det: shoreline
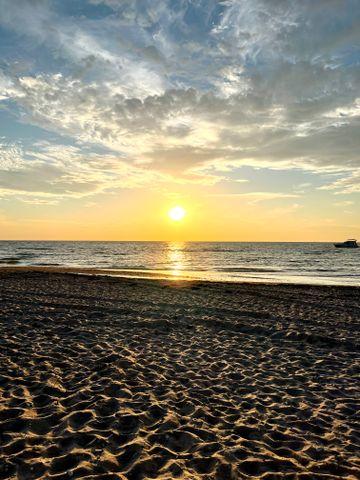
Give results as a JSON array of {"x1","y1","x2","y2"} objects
[
  {"x1": 0, "y1": 270, "x2": 359, "y2": 478},
  {"x1": 1, "y1": 265, "x2": 359, "y2": 288}
]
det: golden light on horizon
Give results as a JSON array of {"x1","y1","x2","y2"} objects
[{"x1": 168, "y1": 206, "x2": 186, "y2": 222}]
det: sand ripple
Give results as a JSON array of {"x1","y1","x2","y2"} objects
[{"x1": 0, "y1": 271, "x2": 359, "y2": 479}]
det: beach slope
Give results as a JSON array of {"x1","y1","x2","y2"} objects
[{"x1": 0, "y1": 269, "x2": 359, "y2": 479}]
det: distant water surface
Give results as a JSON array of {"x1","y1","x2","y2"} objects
[{"x1": 0, "y1": 241, "x2": 359, "y2": 286}]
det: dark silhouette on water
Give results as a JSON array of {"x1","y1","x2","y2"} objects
[{"x1": 334, "y1": 239, "x2": 359, "y2": 248}]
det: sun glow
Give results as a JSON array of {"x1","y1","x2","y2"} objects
[{"x1": 168, "y1": 206, "x2": 186, "y2": 221}]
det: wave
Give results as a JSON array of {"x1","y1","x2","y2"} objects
[
  {"x1": 217, "y1": 266, "x2": 280, "y2": 273},
  {"x1": 312, "y1": 268, "x2": 336, "y2": 272},
  {"x1": 324, "y1": 273, "x2": 360, "y2": 278},
  {"x1": 18, "y1": 246, "x2": 52, "y2": 251},
  {"x1": 0, "y1": 241, "x2": 359, "y2": 286},
  {"x1": 183, "y1": 248, "x2": 237, "y2": 253},
  {"x1": 0, "y1": 257, "x2": 22, "y2": 264},
  {"x1": 106, "y1": 265, "x2": 154, "y2": 271},
  {"x1": 304, "y1": 251, "x2": 330, "y2": 255},
  {"x1": 33, "y1": 263, "x2": 61, "y2": 266}
]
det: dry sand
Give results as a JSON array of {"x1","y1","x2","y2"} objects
[{"x1": 0, "y1": 268, "x2": 359, "y2": 479}]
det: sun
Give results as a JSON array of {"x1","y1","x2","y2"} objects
[{"x1": 168, "y1": 206, "x2": 186, "y2": 221}]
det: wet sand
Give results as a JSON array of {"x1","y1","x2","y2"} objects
[{"x1": 0, "y1": 268, "x2": 359, "y2": 479}]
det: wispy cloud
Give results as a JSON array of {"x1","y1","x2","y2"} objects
[
  {"x1": 320, "y1": 172, "x2": 360, "y2": 194},
  {"x1": 0, "y1": 0, "x2": 359, "y2": 205},
  {"x1": 209, "y1": 192, "x2": 300, "y2": 204}
]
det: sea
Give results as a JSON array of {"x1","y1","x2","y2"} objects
[{"x1": 0, "y1": 241, "x2": 359, "y2": 286}]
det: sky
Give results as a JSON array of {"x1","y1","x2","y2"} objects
[{"x1": 0, "y1": 0, "x2": 359, "y2": 241}]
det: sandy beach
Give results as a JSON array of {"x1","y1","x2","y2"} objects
[{"x1": 0, "y1": 268, "x2": 359, "y2": 479}]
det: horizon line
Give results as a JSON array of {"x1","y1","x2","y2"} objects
[{"x1": 0, "y1": 239, "x2": 347, "y2": 243}]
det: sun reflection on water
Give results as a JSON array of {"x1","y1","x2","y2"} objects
[{"x1": 167, "y1": 241, "x2": 186, "y2": 276}]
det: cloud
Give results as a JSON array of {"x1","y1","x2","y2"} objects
[
  {"x1": 320, "y1": 171, "x2": 360, "y2": 194},
  {"x1": 2, "y1": 70, "x2": 359, "y2": 177},
  {"x1": 333, "y1": 200, "x2": 355, "y2": 207},
  {"x1": 0, "y1": 0, "x2": 166, "y2": 98},
  {"x1": 0, "y1": 139, "x2": 222, "y2": 204},
  {"x1": 209, "y1": 191, "x2": 300, "y2": 204},
  {"x1": 0, "y1": 141, "x2": 172, "y2": 202},
  {"x1": 0, "y1": 142, "x2": 27, "y2": 170},
  {"x1": 0, "y1": 0, "x2": 359, "y2": 201}
]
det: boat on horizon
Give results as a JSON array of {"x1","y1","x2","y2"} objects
[{"x1": 334, "y1": 239, "x2": 359, "y2": 248}]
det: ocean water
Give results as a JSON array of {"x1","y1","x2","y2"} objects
[{"x1": 0, "y1": 241, "x2": 359, "y2": 286}]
